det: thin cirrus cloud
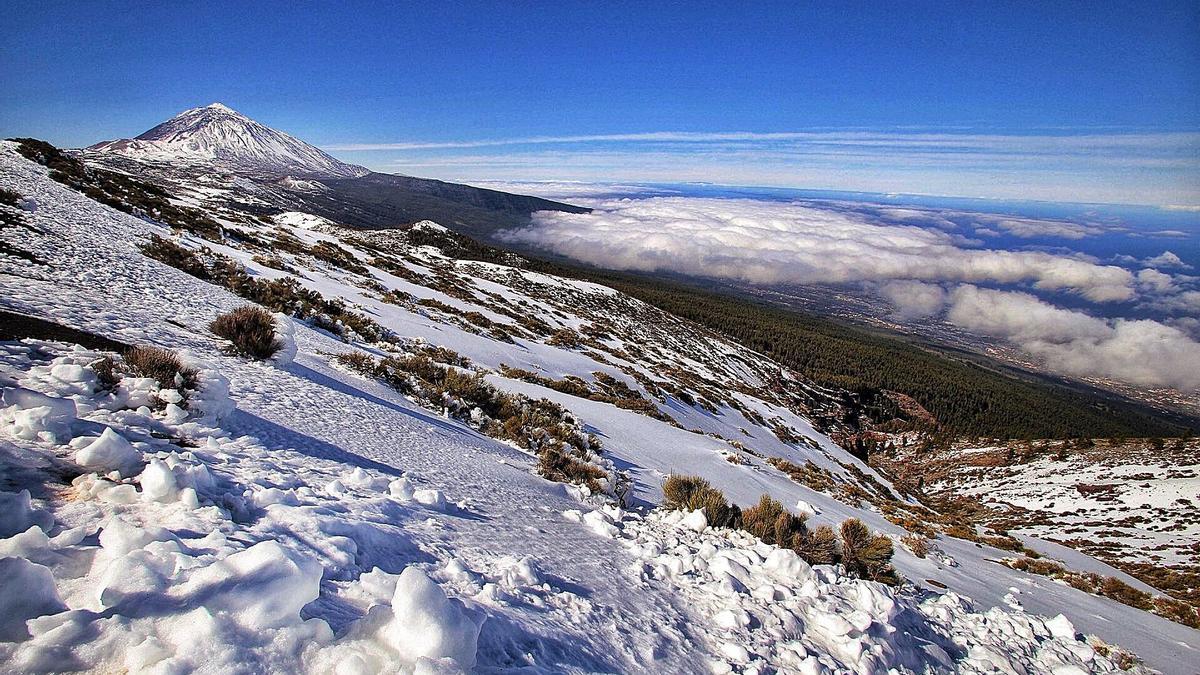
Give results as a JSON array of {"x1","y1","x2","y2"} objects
[
  {"x1": 499, "y1": 196, "x2": 1200, "y2": 390},
  {"x1": 326, "y1": 129, "x2": 1200, "y2": 205}
]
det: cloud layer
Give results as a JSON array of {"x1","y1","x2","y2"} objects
[
  {"x1": 501, "y1": 196, "x2": 1200, "y2": 390},
  {"x1": 504, "y1": 197, "x2": 1137, "y2": 301},
  {"x1": 946, "y1": 286, "x2": 1200, "y2": 391}
]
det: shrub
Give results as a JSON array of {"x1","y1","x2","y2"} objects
[
  {"x1": 210, "y1": 306, "x2": 282, "y2": 359},
  {"x1": 901, "y1": 533, "x2": 931, "y2": 558},
  {"x1": 661, "y1": 475, "x2": 740, "y2": 528},
  {"x1": 742, "y1": 494, "x2": 807, "y2": 548},
  {"x1": 335, "y1": 350, "x2": 377, "y2": 373},
  {"x1": 250, "y1": 253, "x2": 297, "y2": 274},
  {"x1": 547, "y1": 328, "x2": 582, "y2": 348},
  {"x1": 539, "y1": 447, "x2": 606, "y2": 493},
  {"x1": 840, "y1": 518, "x2": 898, "y2": 584},
  {"x1": 140, "y1": 235, "x2": 211, "y2": 279},
  {"x1": 339, "y1": 349, "x2": 608, "y2": 493},
  {"x1": 124, "y1": 345, "x2": 196, "y2": 392},
  {"x1": 663, "y1": 475, "x2": 709, "y2": 508},
  {"x1": 1099, "y1": 577, "x2": 1153, "y2": 611},
  {"x1": 797, "y1": 524, "x2": 839, "y2": 565},
  {"x1": 90, "y1": 356, "x2": 120, "y2": 391},
  {"x1": 0, "y1": 188, "x2": 22, "y2": 208},
  {"x1": 1153, "y1": 597, "x2": 1200, "y2": 629}
]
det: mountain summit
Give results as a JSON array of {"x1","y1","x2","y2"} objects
[{"x1": 87, "y1": 103, "x2": 368, "y2": 178}]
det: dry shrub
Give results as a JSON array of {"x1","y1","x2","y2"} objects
[
  {"x1": 1152, "y1": 597, "x2": 1200, "y2": 629},
  {"x1": 841, "y1": 518, "x2": 898, "y2": 584},
  {"x1": 210, "y1": 305, "x2": 281, "y2": 359},
  {"x1": 1099, "y1": 577, "x2": 1153, "y2": 611},
  {"x1": 335, "y1": 351, "x2": 377, "y2": 373},
  {"x1": 901, "y1": 533, "x2": 931, "y2": 558},
  {"x1": 1006, "y1": 556, "x2": 1066, "y2": 577},
  {"x1": 797, "y1": 524, "x2": 839, "y2": 565},
  {"x1": 124, "y1": 345, "x2": 196, "y2": 391},
  {"x1": 547, "y1": 328, "x2": 582, "y2": 348},
  {"x1": 140, "y1": 235, "x2": 210, "y2": 279},
  {"x1": 742, "y1": 494, "x2": 808, "y2": 548},
  {"x1": 539, "y1": 448, "x2": 605, "y2": 493},
  {"x1": 661, "y1": 475, "x2": 740, "y2": 528},
  {"x1": 90, "y1": 356, "x2": 120, "y2": 391}
]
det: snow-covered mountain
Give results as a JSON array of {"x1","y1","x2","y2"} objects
[
  {"x1": 86, "y1": 103, "x2": 369, "y2": 178},
  {"x1": 79, "y1": 104, "x2": 587, "y2": 237}
]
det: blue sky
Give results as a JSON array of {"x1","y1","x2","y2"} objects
[{"x1": 2, "y1": 1, "x2": 1198, "y2": 205}]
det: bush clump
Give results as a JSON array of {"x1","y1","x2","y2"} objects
[
  {"x1": 336, "y1": 350, "x2": 611, "y2": 494},
  {"x1": 141, "y1": 235, "x2": 211, "y2": 279},
  {"x1": 662, "y1": 475, "x2": 741, "y2": 528},
  {"x1": 662, "y1": 475, "x2": 897, "y2": 583},
  {"x1": 124, "y1": 345, "x2": 196, "y2": 391},
  {"x1": 210, "y1": 306, "x2": 282, "y2": 359},
  {"x1": 840, "y1": 518, "x2": 899, "y2": 584},
  {"x1": 539, "y1": 447, "x2": 607, "y2": 494},
  {"x1": 742, "y1": 494, "x2": 808, "y2": 549}
]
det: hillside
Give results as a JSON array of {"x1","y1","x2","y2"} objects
[{"x1": 3, "y1": 139, "x2": 1200, "y2": 672}]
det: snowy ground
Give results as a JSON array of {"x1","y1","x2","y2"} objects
[
  {"x1": 877, "y1": 438, "x2": 1200, "y2": 574},
  {"x1": 2, "y1": 142, "x2": 1199, "y2": 673}
]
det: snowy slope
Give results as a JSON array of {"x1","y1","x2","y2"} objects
[
  {"x1": 2, "y1": 143, "x2": 1199, "y2": 673},
  {"x1": 86, "y1": 103, "x2": 368, "y2": 178}
]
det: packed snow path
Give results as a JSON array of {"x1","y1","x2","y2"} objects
[{"x1": 1, "y1": 142, "x2": 1198, "y2": 673}]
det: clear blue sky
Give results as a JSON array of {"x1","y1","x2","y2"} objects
[{"x1": 2, "y1": 1, "x2": 1198, "y2": 205}]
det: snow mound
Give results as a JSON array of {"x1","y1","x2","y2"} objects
[
  {"x1": 0, "y1": 558, "x2": 66, "y2": 641},
  {"x1": 271, "y1": 313, "x2": 298, "y2": 366},
  {"x1": 0, "y1": 489, "x2": 54, "y2": 538},
  {"x1": 183, "y1": 541, "x2": 322, "y2": 629},
  {"x1": 75, "y1": 428, "x2": 143, "y2": 476},
  {"x1": 1, "y1": 387, "x2": 76, "y2": 442},
  {"x1": 380, "y1": 566, "x2": 485, "y2": 669}
]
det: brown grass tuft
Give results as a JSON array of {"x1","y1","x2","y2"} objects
[{"x1": 210, "y1": 306, "x2": 281, "y2": 359}]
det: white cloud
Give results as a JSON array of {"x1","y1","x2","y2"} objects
[
  {"x1": 502, "y1": 197, "x2": 1138, "y2": 302},
  {"x1": 1136, "y1": 268, "x2": 1176, "y2": 293},
  {"x1": 879, "y1": 281, "x2": 947, "y2": 319},
  {"x1": 1144, "y1": 290, "x2": 1200, "y2": 317},
  {"x1": 945, "y1": 286, "x2": 1200, "y2": 391},
  {"x1": 1143, "y1": 251, "x2": 1191, "y2": 269},
  {"x1": 982, "y1": 216, "x2": 1103, "y2": 240}
]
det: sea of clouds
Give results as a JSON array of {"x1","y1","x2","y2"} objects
[{"x1": 500, "y1": 195, "x2": 1200, "y2": 391}]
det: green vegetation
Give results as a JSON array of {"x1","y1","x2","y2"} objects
[{"x1": 579, "y1": 277, "x2": 1189, "y2": 439}]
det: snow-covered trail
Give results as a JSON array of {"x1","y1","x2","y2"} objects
[
  {"x1": 0, "y1": 144, "x2": 716, "y2": 672},
  {"x1": 224, "y1": 334, "x2": 712, "y2": 672}
]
